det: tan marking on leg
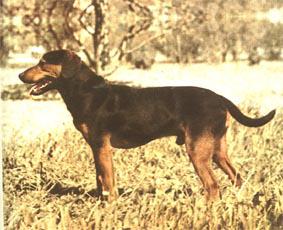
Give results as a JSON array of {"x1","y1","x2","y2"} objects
[
  {"x1": 92, "y1": 133, "x2": 118, "y2": 202},
  {"x1": 213, "y1": 134, "x2": 242, "y2": 187},
  {"x1": 73, "y1": 121, "x2": 90, "y2": 141},
  {"x1": 185, "y1": 131, "x2": 220, "y2": 201}
]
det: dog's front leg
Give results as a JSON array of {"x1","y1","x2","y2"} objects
[{"x1": 91, "y1": 133, "x2": 118, "y2": 202}]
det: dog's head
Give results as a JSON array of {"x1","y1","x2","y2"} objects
[{"x1": 19, "y1": 49, "x2": 83, "y2": 95}]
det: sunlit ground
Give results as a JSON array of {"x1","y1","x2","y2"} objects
[{"x1": 256, "y1": 7, "x2": 283, "y2": 24}]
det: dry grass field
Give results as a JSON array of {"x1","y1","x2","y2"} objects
[{"x1": 2, "y1": 62, "x2": 283, "y2": 229}]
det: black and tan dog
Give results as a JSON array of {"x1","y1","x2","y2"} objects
[{"x1": 19, "y1": 50, "x2": 275, "y2": 202}]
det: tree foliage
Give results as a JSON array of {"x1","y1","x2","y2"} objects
[{"x1": 1, "y1": 0, "x2": 282, "y2": 69}]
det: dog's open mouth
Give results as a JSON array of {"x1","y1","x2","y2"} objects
[{"x1": 30, "y1": 78, "x2": 55, "y2": 96}]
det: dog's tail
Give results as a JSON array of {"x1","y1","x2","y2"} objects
[{"x1": 220, "y1": 96, "x2": 276, "y2": 127}]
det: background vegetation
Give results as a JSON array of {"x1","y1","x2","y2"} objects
[{"x1": 2, "y1": 0, "x2": 283, "y2": 71}]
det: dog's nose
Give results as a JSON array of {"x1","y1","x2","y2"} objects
[{"x1": 19, "y1": 72, "x2": 25, "y2": 81}]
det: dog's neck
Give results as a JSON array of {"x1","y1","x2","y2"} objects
[
  {"x1": 56, "y1": 63, "x2": 108, "y2": 120},
  {"x1": 58, "y1": 62, "x2": 106, "y2": 93},
  {"x1": 77, "y1": 62, "x2": 105, "y2": 84}
]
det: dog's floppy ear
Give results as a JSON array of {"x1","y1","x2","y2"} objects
[{"x1": 61, "y1": 51, "x2": 82, "y2": 79}]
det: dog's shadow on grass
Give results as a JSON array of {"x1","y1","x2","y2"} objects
[
  {"x1": 46, "y1": 182, "x2": 131, "y2": 198},
  {"x1": 47, "y1": 182, "x2": 85, "y2": 196},
  {"x1": 46, "y1": 182, "x2": 193, "y2": 200}
]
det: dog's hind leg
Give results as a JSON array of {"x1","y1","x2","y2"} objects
[
  {"x1": 213, "y1": 134, "x2": 242, "y2": 187},
  {"x1": 184, "y1": 129, "x2": 220, "y2": 201}
]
